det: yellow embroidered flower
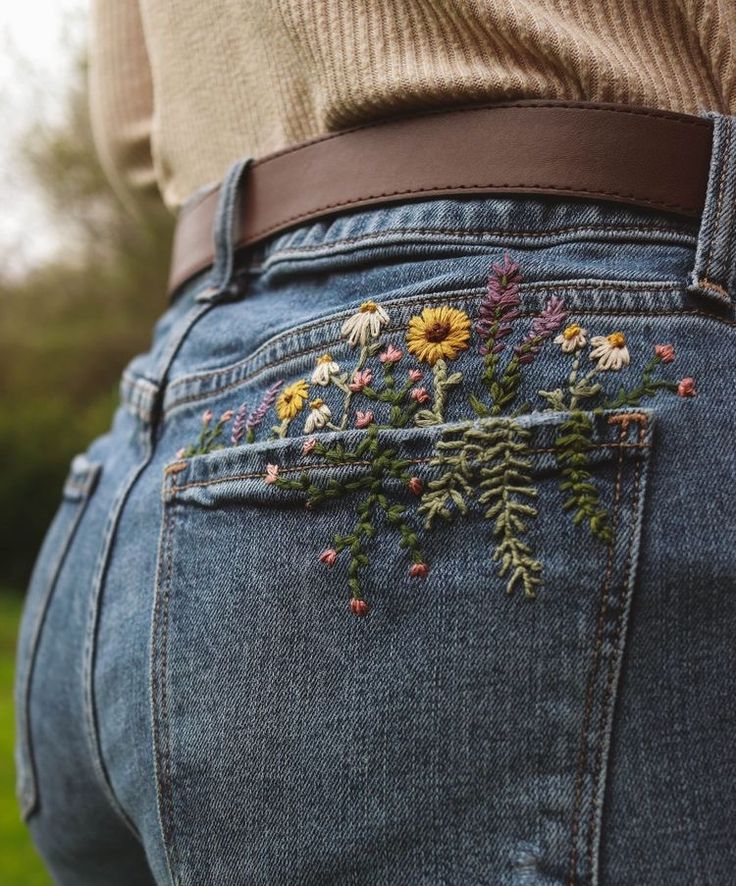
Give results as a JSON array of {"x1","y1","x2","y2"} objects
[
  {"x1": 311, "y1": 353, "x2": 340, "y2": 386},
  {"x1": 589, "y1": 331, "x2": 630, "y2": 371},
  {"x1": 341, "y1": 300, "x2": 390, "y2": 347},
  {"x1": 304, "y1": 398, "x2": 332, "y2": 433},
  {"x1": 554, "y1": 323, "x2": 588, "y2": 353},
  {"x1": 276, "y1": 379, "x2": 309, "y2": 419},
  {"x1": 406, "y1": 306, "x2": 471, "y2": 365}
]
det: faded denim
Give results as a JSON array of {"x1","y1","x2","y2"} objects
[{"x1": 13, "y1": 109, "x2": 736, "y2": 885}]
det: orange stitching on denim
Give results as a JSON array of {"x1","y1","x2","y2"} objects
[
  {"x1": 567, "y1": 420, "x2": 628, "y2": 886},
  {"x1": 161, "y1": 300, "x2": 710, "y2": 417},
  {"x1": 584, "y1": 425, "x2": 645, "y2": 879},
  {"x1": 695, "y1": 277, "x2": 730, "y2": 300},
  {"x1": 169, "y1": 440, "x2": 650, "y2": 494}
]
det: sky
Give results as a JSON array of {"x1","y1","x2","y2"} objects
[{"x1": 0, "y1": 0, "x2": 86, "y2": 277}]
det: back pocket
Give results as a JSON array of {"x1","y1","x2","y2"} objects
[
  {"x1": 13, "y1": 452, "x2": 102, "y2": 820},
  {"x1": 152, "y1": 407, "x2": 652, "y2": 885}
]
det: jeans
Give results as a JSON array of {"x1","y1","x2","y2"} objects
[{"x1": 13, "y1": 110, "x2": 736, "y2": 885}]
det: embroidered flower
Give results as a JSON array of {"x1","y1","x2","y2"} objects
[
  {"x1": 175, "y1": 447, "x2": 186, "y2": 459},
  {"x1": 589, "y1": 332, "x2": 630, "y2": 371},
  {"x1": 302, "y1": 437, "x2": 318, "y2": 454},
  {"x1": 379, "y1": 344, "x2": 403, "y2": 364},
  {"x1": 202, "y1": 409, "x2": 213, "y2": 425},
  {"x1": 408, "y1": 477, "x2": 424, "y2": 495},
  {"x1": 230, "y1": 403, "x2": 249, "y2": 444},
  {"x1": 410, "y1": 387, "x2": 430, "y2": 404},
  {"x1": 555, "y1": 323, "x2": 588, "y2": 353},
  {"x1": 408, "y1": 368, "x2": 423, "y2": 382},
  {"x1": 304, "y1": 398, "x2": 332, "y2": 433},
  {"x1": 276, "y1": 379, "x2": 309, "y2": 420},
  {"x1": 515, "y1": 296, "x2": 567, "y2": 364},
  {"x1": 348, "y1": 369, "x2": 373, "y2": 392},
  {"x1": 341, "y1": 300, "x2": 390, "y2": 346},
  {"x1": 410, "y1": 562, "x2": 429, "y2": 578},
  {"x1": 319, "y1": 548, "x2": 338, "y2": 567},
  {"x1": 264, "y1": 464, "x2": 279, "y2": 484},
  {"x1": 655, "y1": 344, "x2": 676, "y2": 363},
  {"x1": 355, "y1": 409, "x2": 374, "y2": 428},
  {"x1": 350, "y1": 598, "x2": 369, "y2": 616},
  {"x1": 407, "y1": 306, "x2": 472, "y2": 365},
  {"x1": 677, "y1": 377, "x2": 696, "y2": 397},
  {"x1": 476, "y1": 251, "x2": 522, "y2": 351},
  {"x1": 311, "y1": 353, "x2": 340, "y2": 386},
  {"x1": 246, "y1": 380, "x2": 283, "y2": 436}
]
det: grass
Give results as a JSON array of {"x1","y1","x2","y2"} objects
[{"x1": 0, "y1": 591, "x2": 52, "y2": 885}]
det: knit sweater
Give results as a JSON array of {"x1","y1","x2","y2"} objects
[{"x1": 88, "y1": 0, "x2": 736, "y2": 213}]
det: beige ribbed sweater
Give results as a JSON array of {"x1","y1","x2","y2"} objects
[{"x1": 89, "y1": 0, "x2": 736, "y2": 213}]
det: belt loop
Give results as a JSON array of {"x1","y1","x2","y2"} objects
[
  {"x1": 196, "y1": 156, "x2": 253, "y2": 304},
  {"x1": 687, "y1": 111, "x2": 736, "y2": 307}
]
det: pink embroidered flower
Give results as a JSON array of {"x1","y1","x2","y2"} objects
[
  {"x1": 348, "y1": 369, "x2": 373, "y2": 392},
  {"x1": 379, "y1": 344, "x2": 403, "y2": 364},
  {"x1": 408, "y1": 368, "x2": 423, "y2": 383},
  {"x1": 302, "y1": 437, "x2": 318, "y2": 455},
  {"x1": 350, "y1": 598, "x2": 370, "y2": 616},
  {"x1": 264, "y1": 463, "x2": 279, "y2": 484},
  {"x1": 408, "y1": 477, "x2": 423, "y2": 495},
  {"x1": 677, "y1": 377, "x2": 696, "y2": 397},
  {"x1": 355, "y1": 410, "x2": 374, "y2": 428},
  {"x1": 202, "y1": 409, "x2": 213, "y2": 425},
  {"x1": 220, "y1": 409, "x2": 234, "y2": 423},
  {"x1": 175, "y1": 448, "x2": 186, "y2": 459},
  {"x1": 655, "y1": 344, "x2": 676, "y2": 363},
  {"x1": 410, "y1": 562, "x2": 429, "y2": 578},
  {"x1": 319, "y1": 548, "x2": 338, "y2": 567},
  {"x1": 410, "y1": 387, "x2": 430, "y2": 404}
]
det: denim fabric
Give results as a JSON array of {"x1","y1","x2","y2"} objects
[{"x1": 13, "y1": 110, "x2": 736, "y2": 885}]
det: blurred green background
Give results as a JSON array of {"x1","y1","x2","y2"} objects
[{"x1": 0, "y1": 40, "x2": 173, "y2": 882}]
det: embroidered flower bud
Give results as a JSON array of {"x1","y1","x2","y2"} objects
[
  {"x1": 410, "y1": 387, "x2": 430, "y2": 404},
  {"x1": 202, "y1": 409, "x2": 213, "y2": 425},
  {"x1": 350, "y1": 598, "x2": 370, "y2": 616},
  {"x1": 655, "y1": 344, "x2": 675, "y2": 363},
  {"x1": 408, "y1": 368, "x2": 423, "y2": 382},
  {"x1": 319, "y1": 548, "x2": 338, "y2": 566},
  {"x1": 408, "y1": 477, "x2": 423, "y2": 495},
  {"x1": 355, "y1": 410, "x2": 374, "y2": 428},
  {"x1": 348, "y1": 369, "x2": 373, "y2": 392},
  {"x1": 379, "y1": 344, "x2": 403, "y2": 364},
  {"x1": 410, "y1": 562, "x2": 429, "y2": 578},
  {"x1": 175, "y1": 448, "x2": 186, "y2": 459},
  {"x1": 264, "y1": 463, "x2": 279, "y2": 484},
  {"x1": 302, "y1": 437, "x2": 317, "y2": 454},
  {"x1": 677, "y1": 377, "x2": 696, "y2": 397},
  {"x1": 220, "y1": 409, "x2": 234, "y2": 423}
]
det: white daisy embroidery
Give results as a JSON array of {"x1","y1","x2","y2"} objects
[
  {"x1": 554, "y1": 323, "x2": 588, "y2": 353},
  {"x1": 341, "y1": 300, "x2": 390, "y2": 347},
  {"x1": 304, "y1": 398, "x2": 332, "y2": 433},
  {"x1": 589, "y1": 332, "x2": 630, "y2": 371},
  {"x1": 311, "y1": 353, "x2": 340, "y2": 386}
]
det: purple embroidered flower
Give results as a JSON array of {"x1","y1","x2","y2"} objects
[
  {"x1": 246, "y1": 379, "x2": 284, "y2": 434},
  {"x1": 476, "y1": 251, "x2": 522, "y2": 353},
  {"x1": 230, "y1": 403, "x2": 249, "y2": 444},
  {"x1": 514, "y1": 296, "x2": 567, "y2": 365}
]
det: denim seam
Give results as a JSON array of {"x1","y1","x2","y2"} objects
[
  {"x1": 16, "y1": 480, "x2": 98, "y2": 819},
  {"x1": 82, "y1": 458, "x2": 151, "y2": 841},
  {"x1": 166, "y1": 441, "x2": 651, "y2": 494},
  {"x1": 567, "y1": 422, "x2": 628, "y2": 886},
  {"x1": 158, "y1": 287, "x2": 694, "y2": 415},
  {"x1": 585, "y1": 422, "x2": 647, "y2": 883},
  {"x1": 703, "y1": 121, "x2": 732, "y2": 285},
  {"x1": 253, "y1": 223, "x2": 697, "y2": 266},
  {"x1": 151, "y1": 497, "x2": 181, "y2": 886}
]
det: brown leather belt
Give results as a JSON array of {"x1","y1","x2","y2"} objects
[{"x1": 167, "y1": 99, "x2": 714, "y2": 297}]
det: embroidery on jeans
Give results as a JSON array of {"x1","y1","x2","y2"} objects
[{"x1": 174, "y1": 252, "x2": 696, "y2": 614}]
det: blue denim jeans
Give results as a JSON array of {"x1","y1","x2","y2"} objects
[{"x1": 14, "y1": 110, "x2": 736, "y2": 885}]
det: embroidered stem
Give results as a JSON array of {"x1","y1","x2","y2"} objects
[
  {"x1": 554, "y1": 412, "x2": 612, "y2": 543},
  {"x1": 602, "y1": 354, "x2": 678, "y2": 408},
  {"x1": 414, "y1": 358, "x2": 463, "y2": 427}
]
